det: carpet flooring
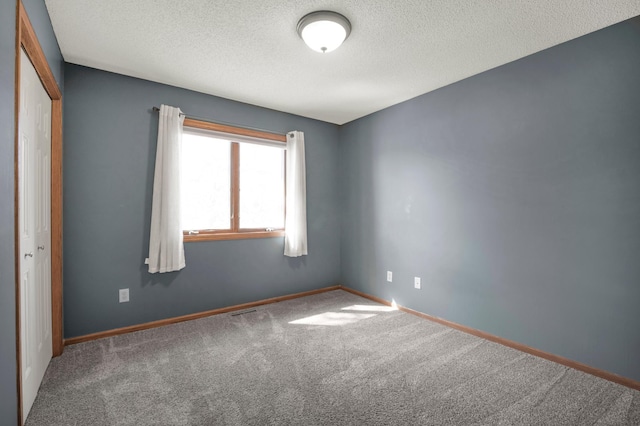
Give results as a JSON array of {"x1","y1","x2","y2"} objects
[{"x1": 26, "y1": 289, "x2": 640, "y2": 425}]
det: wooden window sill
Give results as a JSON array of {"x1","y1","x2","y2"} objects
[{"x1": 184, "y1": 230, "x2": 285, "y2": 242}]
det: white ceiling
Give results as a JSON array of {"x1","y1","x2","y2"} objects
[{"x1": 45, "y1": 1, "x2": 640, "y2": 125}]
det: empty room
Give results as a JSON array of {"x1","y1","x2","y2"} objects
[{"x1": 1, "y1": 1, "x2": 640, "y2": 424}]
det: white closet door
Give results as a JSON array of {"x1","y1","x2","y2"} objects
[{"x1": 19, "y1": 48, "x2": 53, "y2": 423}]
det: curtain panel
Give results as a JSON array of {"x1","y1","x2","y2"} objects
[
  {"x1": 146, "y1": 104, "x2": 186, "y2": 273},
  {"x1": 284, "y1": 131, "x2": 308, "y2": 257}
]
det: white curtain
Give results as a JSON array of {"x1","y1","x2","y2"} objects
[
  {"x1": 284, "y1": 131, "x2": 308, "y2": 257},
  {"x1": 146, "y1": 104, "x2": 186, "y2": 273}
]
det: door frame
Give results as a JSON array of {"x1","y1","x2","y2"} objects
[{"x1": 14, "y1": 1, "x2": 63, "y2": 424}]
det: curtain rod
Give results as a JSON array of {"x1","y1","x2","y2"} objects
[{"x1": 151, "y1": 106, "x2": 289, "y2": 137}]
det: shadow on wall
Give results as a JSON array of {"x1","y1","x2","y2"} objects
[
  {"x1": 140, "y1": 111, "x2": 158, "y2": 275},
  {"x1": 140, "y1": 263, "x2": 181, "y2": 288},
  {"x1": 341, "y1": 121, "x2": 383, "y2": 297},
  {"x1": 287, "y1": 256, "x2": 307, "y2": 270}
]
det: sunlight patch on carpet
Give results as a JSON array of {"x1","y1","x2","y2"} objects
[
  {"x1": 341, "y1": 304, "x2": 396, "y2": 312},
  {"x1": 289, "y1": 311, "x2": 377, "y2": 326}
]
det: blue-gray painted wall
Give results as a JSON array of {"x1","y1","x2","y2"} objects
[
  {"x1": 0, "y1": 2, "x2": 18, "y2": 422},
  {"x1": 0, "y1": 0, "x2": 63, "y2": 422},
  {"x1": 62, "y1": 64, "x2": 341, "y2": 338},
  {"x1": 22, "y1": 0, "x2": 64, "y2": 92},
  {"x1": 340, "y1": 18, "x2": 640, "y2": 382}
]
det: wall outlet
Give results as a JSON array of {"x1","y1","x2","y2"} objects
[
  {"x1": 414, "y1": 277, "x2": 421, "y2": 289},
  {"x1": 387, "y1": 271, "x2": 393, "y2": 282},
  {"x1": 119, "y1": 288, "x2": 130, "y2": 303}
]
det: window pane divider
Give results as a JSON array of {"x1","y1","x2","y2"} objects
[{"x1": 231, "y1": 142, "x2": 240, "y2": 232}]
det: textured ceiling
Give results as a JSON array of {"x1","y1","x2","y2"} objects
[{"x1": 45, "y1": 1, "x2": 640, "y2": 125}]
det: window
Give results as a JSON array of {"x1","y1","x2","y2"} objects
[{"x1": 181, "y1": 119, "x2": 286, "y2": 241}]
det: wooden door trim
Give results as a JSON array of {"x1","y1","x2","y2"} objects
[{"x1": 15, "y1": 1, "x2": 63, "y2": 424}]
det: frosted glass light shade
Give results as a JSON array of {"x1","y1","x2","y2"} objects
[{"x1": 297, "y1": 11, "x2": 351, "y2": 53}]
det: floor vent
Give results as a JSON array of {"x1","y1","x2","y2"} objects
[{"x1": 231, "y1": 309, "x2": 257, "y2": 317}]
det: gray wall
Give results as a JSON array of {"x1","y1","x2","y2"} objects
[
  {"x1": 0, "y1": 1, "x2": 18, "y2": 422},
  {"x1": 63, "y1": 64, "x2": 341, "y2": 338},
  {"x1": 340, "y1": 17, "x2": 640, "y2": 382},
  {"x1": 23, "y1": 0, "x2": 64, "y2": 92},
  {"x1": 0, "y1": 0, "x2": 63, "y2": 422}
]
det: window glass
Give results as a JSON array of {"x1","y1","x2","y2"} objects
[
  {"x1": 181, "y1": 132, "x2": 231, "y2": 231},
  {"x1": 179, "y1": 121, "x2": 287, "y2": 241},
  {"x1": 239, "y1": 143, "x2": 285, "y2": 229}
]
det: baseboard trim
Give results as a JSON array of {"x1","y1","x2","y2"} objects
[
  {"x1": 340, "y1": 286, "x2": 640, "y2": 392},
  {"x1": 64, "y1": 283, "x2": 640, "y2": 392},
  {"x1": 64, "y1": 285, "x2": 341, "y2": 346}
]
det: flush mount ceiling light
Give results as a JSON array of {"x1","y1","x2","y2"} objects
[{"x1": 297, "y1": 11, "x2": 351, "y2": 53}]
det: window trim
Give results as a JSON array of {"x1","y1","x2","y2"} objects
[{"x1": 182, "y1": 118, "x2": 286, "y2": 242}]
